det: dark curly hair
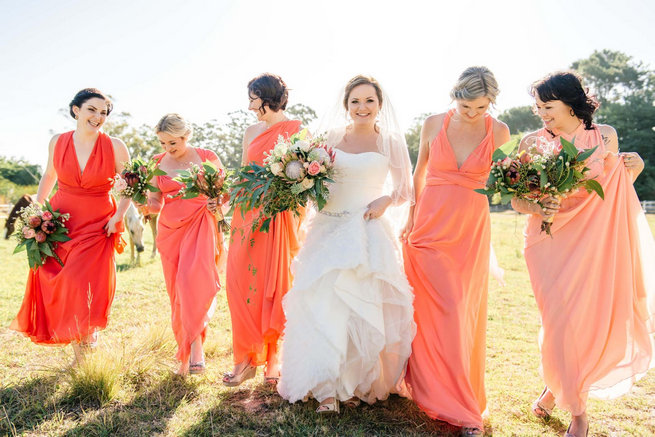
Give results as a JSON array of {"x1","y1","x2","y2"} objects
[
  {"x1": 69, "y1": 88, "x2": 113, "y2": 119},
  {"x1": 530, "y1": 71, "x2": 599, "y2": 130},
  {"x1": 247, "y1": 73, "x2": 289, "y2": 115}
]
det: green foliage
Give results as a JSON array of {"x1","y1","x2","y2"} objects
[
  {"x1": 190, "y1": 110, "x2": 255, "y2": 170},
  {"x1": 102, "y1": 112, "x2": 161, "y2": 159},
  {"x1": 571, "y1": 49, "x2": 655, "y2": 199},
  {"x1": 498, "y1": 106, "x2": 542, "y2": 135},
  {"x1": 0, "y1": 156, "x2": 41, "y2": 185},
  {"x1": 405, "y1": 113, "x2": 430, "y2": 168},
  {"x1": 286, "y1": 103, "x2": 318, "y2": 126}
]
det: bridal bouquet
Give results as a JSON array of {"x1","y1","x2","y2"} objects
[
  {"x1": 169, "y1": 161, "x2": 232, "y2": 232},
  {"x1": 111, "y1": 158, "x2": 165, "y2": 205},
  {"x1": 475, "y1": 137, "x2": 604, "y2": 235},
  {"x1": 13, "y1": 201, "x2": 71, "y2": 269},
  {"x1": 231, "y1": 129, "x2": 336, "y2": 232}
]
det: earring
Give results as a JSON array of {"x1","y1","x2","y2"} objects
[{"x1": 569, "y1": 109, "x2": 575, "y2": 117}]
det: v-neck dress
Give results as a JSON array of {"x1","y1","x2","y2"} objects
[
  {"x1": 402, "y1": 109, "x2": 495, "y2": 429},
  {"x1": 11, "y1": 131, "x2": 123, "y2": 344}
]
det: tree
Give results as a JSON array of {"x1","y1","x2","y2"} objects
[
  {"x1": 571, "y1": 50, "x2": 655, "y2": 199},
  {"x1": 0, "y1": 156, "x2": 42, "y2": 185},
  {"x1": 286, "y1": 103, "x2": 318, "y2": 126},
  {"x1": 498, "y1": 106, "x2": 542, "y2": 135},
  {"x1": 190, "y1": 110, "x2": 256, "y2": 169},
  {"x1": 405, "y1": 113, "x2": 430, "y2": 168},
  {"x1": 102, "y1": 112, "x2": 160, "y2": 160}
]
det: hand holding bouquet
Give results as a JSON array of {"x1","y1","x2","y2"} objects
[
  {"x1": 13, "y1": 201, "x2": 71, "y2": 269},
  {"x1": 170, "y1": 161, "x2": 231, "y2": 232},
  {"x1": 475, "y1": 137, "x2": 604, "y2": 235},
  {"x1": 111, "y1": 157, "x2": 166, "y2": 205},
  {"x1": 231, "y1": 129, "x2": 336, "y2": 232}
]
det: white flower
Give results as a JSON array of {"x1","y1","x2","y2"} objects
[
  {"x1": 300, "y1": 177, "x2": 314, "y2": 190},
  {"x1": 273, "y1": 141, "x2": 288, "y2": 157},
  {"x1": 295, "y1": 140, "x2": 311, "y2": 152},
  {"x1": 284, "y1": 160, "x2": 305, "y2": 180},
  {"x1": 313, "y1": 147, "x2": 331, "y2": 164},
  {"x1": 269, "y1": 162, "x2": 284, "y2": 176}
]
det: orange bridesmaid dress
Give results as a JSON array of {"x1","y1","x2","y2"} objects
[
  {"x1": 11, "y1": 131, "x2": 123, "y2": 344},
  {"x1": 226, "y1": 120, "x2": 304, "y2": 369},
  {"x1": 403, "y1": 110, "x2": 495, "y2": 429},
  {"x1": 524, "y1": 125, "x2": 655, "y2": 415},
  {"x1": 154, "y1": 148, "x2": 221, "y2": 365}
]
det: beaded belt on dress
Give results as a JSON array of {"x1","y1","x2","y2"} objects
[{"x1": 319, "y1": 210, "x2": 351, "y2": 217}]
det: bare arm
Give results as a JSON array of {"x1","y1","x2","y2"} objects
[
  {"x1": 601, "y1": 124, "x2": 643, "y2": 183},
  {"x1": 36, "y1": 135, "x2": 59, "y2": 204},
  {"x1": 104, "y1": 138, "x2": 131, "y2": 235}
]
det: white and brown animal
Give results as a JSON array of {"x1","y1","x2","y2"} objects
[
  {"x1": 125, "y1": 203, "x2": 146, "y2": 265},
  {"x1": 4, "y1": 194, "x2": 34, "y2": 239}
]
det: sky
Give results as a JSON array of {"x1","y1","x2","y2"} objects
[{"x1": 1, "y1": 0, "x2": 654, "y2": 170}]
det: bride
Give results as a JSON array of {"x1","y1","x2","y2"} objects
[{"x1": 277, "y1": 75, "x2": 416, "y2": 413}]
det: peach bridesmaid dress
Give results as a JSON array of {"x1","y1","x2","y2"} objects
[
  {"x1": 153, "y1": 148, "x2": 221, "y2": 366},
  {"x1": 11, "y1": 131, "x2": 123, "y2": 344},
  {"x1": 226, "y1": 120, "x2": 304, "y2": 371},
  {"x1": 524, "y1": 124, "x2": 655, "y2": 415},
  {"x1": 403, "y1": 109, "x2": 495, "y2": 429}
]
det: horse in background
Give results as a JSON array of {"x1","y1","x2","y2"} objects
[{"x1": 4, "y1": 194, "x2": 34, "y2": 239}]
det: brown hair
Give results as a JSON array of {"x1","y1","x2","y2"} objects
[
  {"x1": 343, "y1": 75, "x2": 383, "y2": 110},
  {"x1": 247, "y1": 73, "x2": 289, "y2": 114},
  {"x1": 69, "y1": 88, "x2": 113, "y2": 118}
]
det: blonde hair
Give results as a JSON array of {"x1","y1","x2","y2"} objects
[
  {"x1": 154, "y1": 113, "x2": 193, "y2": 140},
  {"x1": 449, "y1": 66, "x2": 500, "y2": 104}
]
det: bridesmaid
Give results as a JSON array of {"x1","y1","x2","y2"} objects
[
  {"x1": 223, "y1": 73, "x2": 305, "y2": 386},
  {"x1": 141, "y1": 113, "x2": 223, "y2": 375},
  {"x1": 401, "y1": 67, "x2": 510, "y2": 436},
  {"x1": 511, "y1": 71, "x2": 655, "y2": 437},
  {"x1": 11, "y1": 88, "x2": 130, "y2": 364}
]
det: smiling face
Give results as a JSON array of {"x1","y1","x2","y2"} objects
[
  {"x1": 455, "y1": 96, "x2": 490, "y2": 122},
  {"x1": 73, "y1": 97, "x2": 109, "y2": 132},
  {"x1": 346, "y1": 84, "x2": 381, "y2": 126},
  {"x1": 534, "y1": 97, "x2": 575, "y2": 130},
  {"x1": 157, "y1": 131, "x2": 188, "y2": 160}
]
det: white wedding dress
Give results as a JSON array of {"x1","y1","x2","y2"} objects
[{"x1": 278, "y1": 148, "x2": 416, "y2": 404}]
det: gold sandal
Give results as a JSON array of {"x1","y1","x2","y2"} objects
[
  {"x1": 222, "y1": 363, "x2": 256, "y2": 387},
  {"x1": 531, "y1": 386, "x2": 554, "y2": 418},
  {"x1": 316, "y1": 398, "x2": 340, "y2": 414}
]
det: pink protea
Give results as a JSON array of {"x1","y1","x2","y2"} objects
[
  {"x1": 35, "y1": 231, "x2": 47, "y2": 243},
  {"x1": 28, "y1": 215, "x2": 42, "y2": 228},
  {"x1": 41, "y1": 220, "x2": 57, "y2": 234},
  {"x1": 42, "y1": 211, "x2": 53, "y2": 221}
]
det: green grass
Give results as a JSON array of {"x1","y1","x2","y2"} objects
[{"x1": 1, "y1": 213, "x2": 654, "y2": 436}]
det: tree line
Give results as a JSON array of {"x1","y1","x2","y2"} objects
[{"x1": 2, "y1": 50, "x2": 653, "y2": 201}]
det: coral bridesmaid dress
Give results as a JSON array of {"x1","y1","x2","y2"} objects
[
  {"x1": 524, "y1": 124, "x2": 655, "y2": 415},
  {"x1": 154, "y1": 148, "x2": 221, "y2": 365},
  {"x1": 226, "y1": 120, "x2": 304, "y2": 369},
  {"x1": 11, "y1": 131, "x2": 123, "y2": 344},
  {"x1": 403, "y1": 109, "x2": 495, "y2": 429}
]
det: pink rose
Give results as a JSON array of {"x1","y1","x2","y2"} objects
[
  {"x1": 28, "y1": 215, "x2": 42, "y2": 228},
  {"x1": 42, "y1": 211, "x2": 53, "y2": 221},
  {"x1": 520, "y1": 152, "x2": 532, "y2": 165},
  {"x1": 24, "y1": 228, "x2": 36, "y2": 239},
  {"x1": 41, "y1": 220, "x2": 57, "y2": 234},
  {"x1": 307, "y1": 160, "x2": 321, "y2": 176},
  {"x1": 35, "y1": 231, "x2": 47, "y2": 243}
]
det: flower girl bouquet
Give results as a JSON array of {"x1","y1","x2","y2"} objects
[
  {"x1": 111, "y1": 157, "x2": 165, "y2": 205},
  {"x1": 231, "y1": 129, "x2": 336, "y2": 232},
  {"x1": 13, "y1": 201, "x2": 71, "y2": 269},
  {"x1": 475, "y1": 137, "x2": 604, "y2": 235}
]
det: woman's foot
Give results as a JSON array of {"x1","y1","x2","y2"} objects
[
  {"x1": 531, "y1": 386, "x2": 555, "y2": 418},
  {"x1": 343, "y1": 397, "x2": 361, "y2": 408},
  {"x1": 189, "y1": 362, "x2": 206, "y2": 375},
  {"x1": 316, "y1": 397, "x2": 340, "y2": 414},
  {"x1": 565, "y1": 412, "x2": 588, "y2": 437},
  {"x1": 223, "y1": 359, "x2": 256, "y2": 387}
]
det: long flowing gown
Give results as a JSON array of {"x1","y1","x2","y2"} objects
[
  {"x1": 11, "y1": 131, "x2": 123, "y2": 344},
  {"x1": 154, "y1": 148, "x2": 221, "y2": 365},
  {"x1": 278, "y1": 146, "x2": 416, "y2": 404},
  {"x1": 226, "y1": 120, "x2": 304, "y2": 368},
  {"x1": 523, "y1": 124, "x2": 655, "y2": 415},
  {"x1": 403, "y1": 110, "x2": 495, "y2": 429}
]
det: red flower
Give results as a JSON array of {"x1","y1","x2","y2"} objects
[
  {"x1": 123, "y1": 171, "x2": 140, "y2": 187},
  {"x1": 35, "y1": 231, "x2": 47, "y2": 243},
  {"x1": 41, "y1": 220, "x2": 57, "y2": 234},
  {"x1": 28, "y1": 215, "x2": 42, "y2": 228}
]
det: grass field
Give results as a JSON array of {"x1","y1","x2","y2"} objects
[{"x1": 1, "y1": 213, "x2": 654, "y2": 436}]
